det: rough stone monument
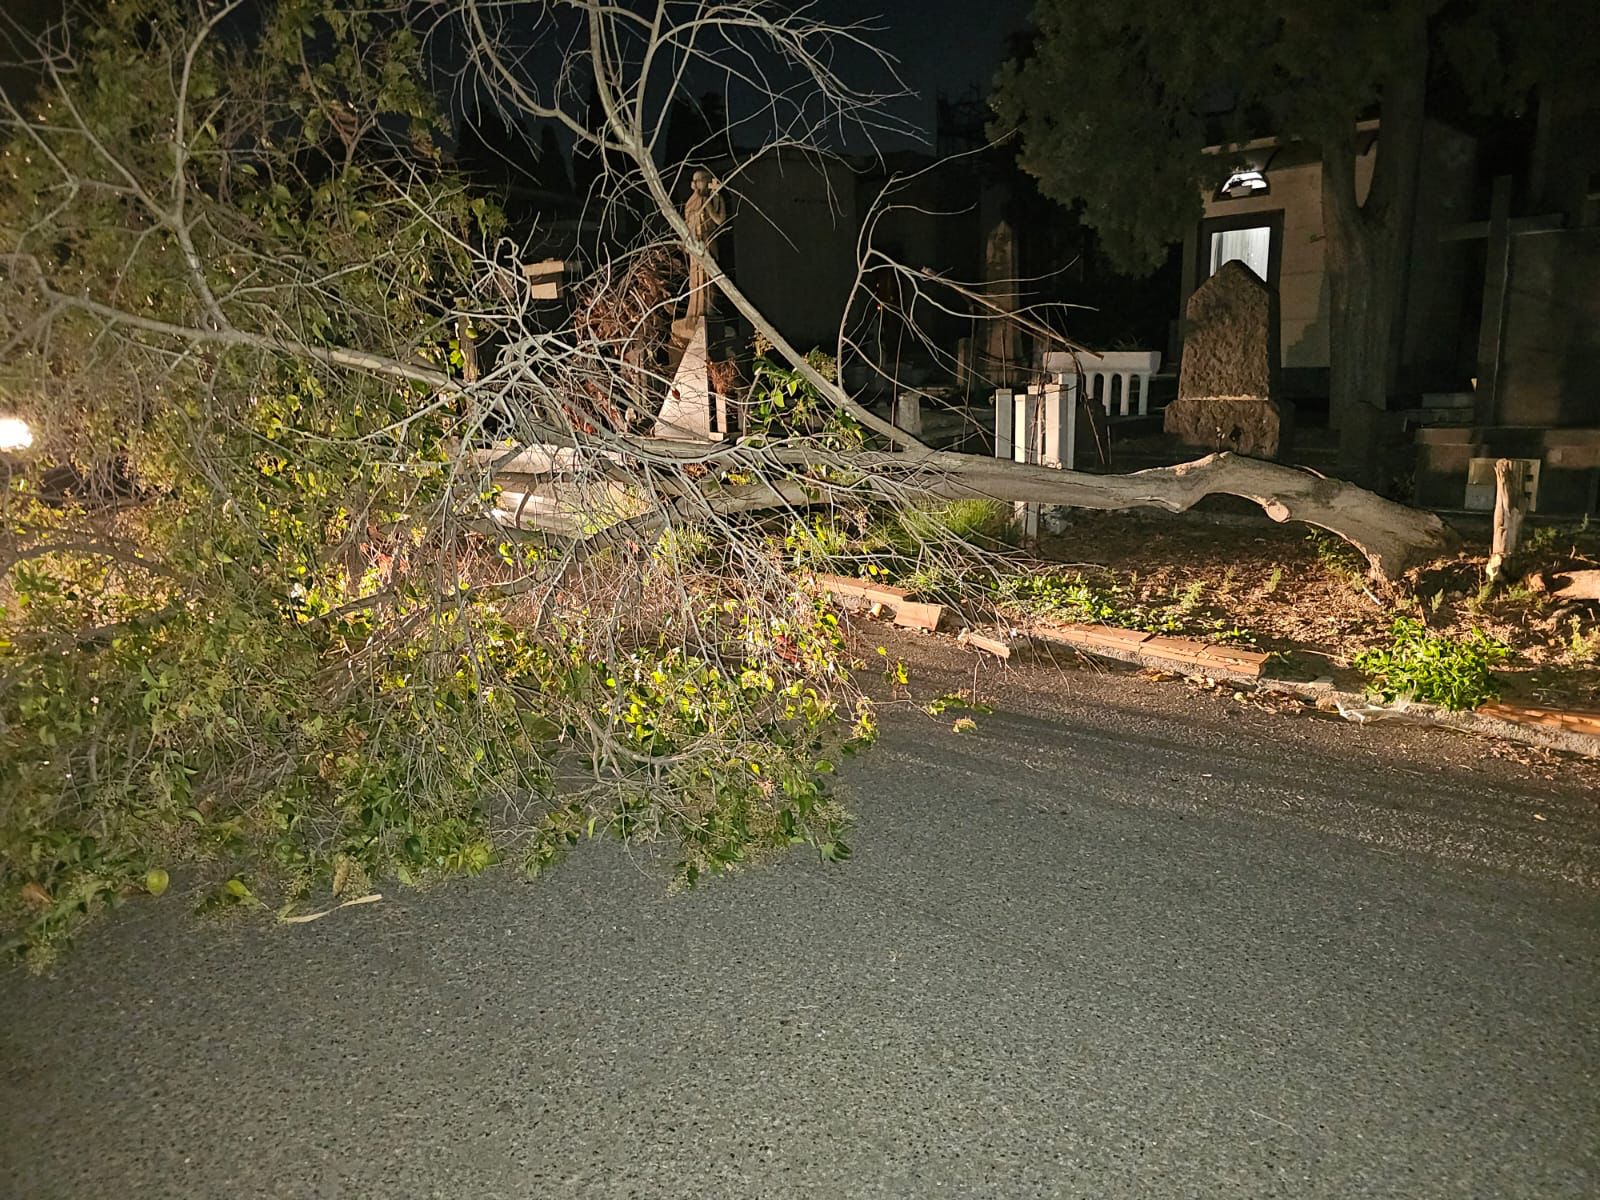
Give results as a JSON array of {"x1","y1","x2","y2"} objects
[
  {"x1": 980, "y1": 217, "x2": 1024, "y2": 386},
  {"x1": 1164, "y1": 259, "x2": 1289, "y2": 459},
  {"x1": 655, "y1": 170, "x2": 735, "y2": 440}
]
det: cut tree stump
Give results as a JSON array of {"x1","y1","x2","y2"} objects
[{"x1": 1487, "y1": 457, "x2": 1529, "y2": 584}]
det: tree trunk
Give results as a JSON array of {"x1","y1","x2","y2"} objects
[
  {"x1": 1324, "y1": 227, "x2": 1395, "y2": 486},
  {"x1": 492, "y1": 446, "x2": 1455, "y2": 582},
  {"x1": 1321, "y1": 12, "x2": 1428, "y2": 489},
  {"x1": 901, "y1": 449, "x2": 1452, "y2": 581}
]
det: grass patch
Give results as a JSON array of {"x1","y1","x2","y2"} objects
[
  {"x1": 1307, "y1": 530, "x2": 1368, "y2": 590},
  {"x1": 993, "y1": 570, "x2": 1254, "y2": 645},
  {"x1": 893, "y1": 499, "x2": 1014, "y2": 547}
]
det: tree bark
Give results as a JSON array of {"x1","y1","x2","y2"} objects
[
  {"x1": 1487, "y1": 457, "x2": 1528, "y2": 583},
  {"x1": 1545, "y1": 571, "x2": 1600, "y2": 602},
  {"x1": 1321, "y1": 10, "x2": 1428, "y2": 488},
  {"x1": 892, "y1": 450, "x2": 1452, "y2": 581},
  {"x1": 491, "y1": 446, "x2": 1454, "y2": 582}
]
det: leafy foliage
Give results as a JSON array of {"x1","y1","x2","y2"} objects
[
  {"x1": 1353, "y1": 617, "x2": 1509, "y2": 711},
  {"x1": 0, "y1": 1, "x2": 870, "y2": 966},
  {"x1": 746, "y1": 346, "x2": 862, "y2": 449}
]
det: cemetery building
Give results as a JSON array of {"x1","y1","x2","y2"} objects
[
  {"x1": 1182, "y1": 97, "x2": 1600, "y2": 515},
  {"x1": 1178, "y1": 118, "x2": 1478, "y2": 407}
]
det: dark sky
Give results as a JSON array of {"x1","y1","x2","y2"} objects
[
  {"x1": 818, "y1": 0, "x2": 1036, "y2": 148},
  {"x1": 1, "y1": 0, "x2": 1040, "y2": 157}
]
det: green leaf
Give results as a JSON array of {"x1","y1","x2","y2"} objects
[{"x1": 145, "y1": 868, "x2": 170, "y2": 897}]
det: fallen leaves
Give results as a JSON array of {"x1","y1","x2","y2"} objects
[{"x1": 279, "y1": 893, "x2": 383, "y2": 925}]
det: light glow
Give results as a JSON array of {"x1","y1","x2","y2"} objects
[
  {"x1": 0, "y1": 416, "x2": 33, "y2": 452},
  {"x1": 1220, "y1": 170, "x2": 1269, "y2": 198}
]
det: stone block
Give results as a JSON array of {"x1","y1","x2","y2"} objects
[
  {"x1": 1174, "y1": 259, "x2": 1287, "y2": 457},
  {"x1": 1163, "y1": 395, "x2": 1291, "y2": 459}
]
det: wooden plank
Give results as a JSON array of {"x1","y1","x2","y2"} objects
[
  {"x1": 1141, "y1": 636, "x2": 1214, "y2": 665},
  {"x1": 521, "y1": 258, "x2": 566, "y2": 300},
  {"x1": 1031, "y1": 623, "x2": 1268, "y2": 677},
  {"x1": 1196, "y1": 644, "x2": 1270, "y2": 677},
  {"x1": 958, "y1": 630, "x2": 1013, "y2": 660},
  {"x1": 891, "y1": 601, "x2": 945, "y2": 633},
  {"x1": 1072, "y1": 625, "x2": 1155, "y2": 650}
]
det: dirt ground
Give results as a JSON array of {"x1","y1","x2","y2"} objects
[{"x1": 1028, "y1": 507, "x2": 1600, "y2": 710}]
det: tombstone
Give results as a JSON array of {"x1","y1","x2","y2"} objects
[
  {"x1": 1164, "y1": 259, "x2": 1289, "y2": 459},
  {"x1": 654, "y1": 316, "x2": 732, "y2": 440},
  {"x1": 981, "y1": 217, "x2": 1024, "y2": 386},
  {"x1": 653, "y1": 172, "x2": 735, "y2": 440},
  {"x1": 893, "y1": 391, "x2": 923, "y2": 438}
]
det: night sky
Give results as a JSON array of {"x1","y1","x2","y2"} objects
[
  {"x1": 1, "y1": 0, "x2": 1041, "y2": 156},
  {"x1": 814, "y1": 0, "x2": 1035, "y2": 148}
]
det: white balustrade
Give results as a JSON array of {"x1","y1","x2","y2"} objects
[{"x1": 1040, "y1": 350, "x2": 1161, "y2": 418}]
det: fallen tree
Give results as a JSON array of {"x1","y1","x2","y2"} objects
[
  {"x1": 482, "y1": 438, "x2": 1451, "y2": 581},
  {"x1": 0, "y1": 0, "x2": 1450, "y2": 962}
]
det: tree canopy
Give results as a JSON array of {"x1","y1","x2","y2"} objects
[{"x1": 990, "y1": 0, "x2": 1584, "y2": 276}]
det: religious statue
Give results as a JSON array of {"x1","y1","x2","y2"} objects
[{"x1": 682, "y1": 169, "x2": 727, "y2": 322}]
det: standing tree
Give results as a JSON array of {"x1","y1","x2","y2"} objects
[
  {"x1": 0, "y1": 0, "x2": 1452, "y2": 963},
  {"x1": 991, "y1": 0, "x2": 1586, "y2": 480}
]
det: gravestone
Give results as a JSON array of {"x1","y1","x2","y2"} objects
[
  {"x1": 653, "y1": 171, "x2": 735, "y2": 440},
  {"x1": 655, "y1": 316, "x2": 728, "y2": 439},
  {"x1": 981, "y1": 217, "x2": 1023, "y2": 385},
  {"x1": 893, "y1": 391, "x2": 923, "y2": 438},
  {"x1": 1164, "y1": 259, "x2": 1288, "y2": 459}
]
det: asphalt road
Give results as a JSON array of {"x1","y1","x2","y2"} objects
[{"x1": 4, "y1": 661, "x2": 1599, "y2": 1199}]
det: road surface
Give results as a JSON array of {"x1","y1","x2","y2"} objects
[{"x1": 4, "y1": 660, "x2": 1598, "y2": 1198}]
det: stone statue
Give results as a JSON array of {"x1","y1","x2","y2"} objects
[{"x1": 683, "y1": 169, "x2": 727, "y2": 321}]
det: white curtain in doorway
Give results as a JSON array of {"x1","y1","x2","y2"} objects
[{"x1": 1209, "y1": 226, "x2": 1271, "y2": 283}]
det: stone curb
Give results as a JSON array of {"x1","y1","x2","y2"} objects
[
  {"x1": 964, "y1": 623, "x2": 1600, "y2": 761},
  {"x1": 1027, "y1": 621, "x2": 1271, "y2": 677},
  {"x1": 814, "y1": 574, "x2": 944, "y2": 633}
]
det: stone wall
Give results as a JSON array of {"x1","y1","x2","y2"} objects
[{"x1": 1498, "y1": 228, "x2": 1600, "y2": 429}]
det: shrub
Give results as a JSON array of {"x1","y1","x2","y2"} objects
[{"x1": 1353, "y1": 617, "x2": 1509, "y2": 710}]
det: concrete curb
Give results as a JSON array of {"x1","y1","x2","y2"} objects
[{"x1": 964, "y1": 623, "x2": 1600, "y2": 761}]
